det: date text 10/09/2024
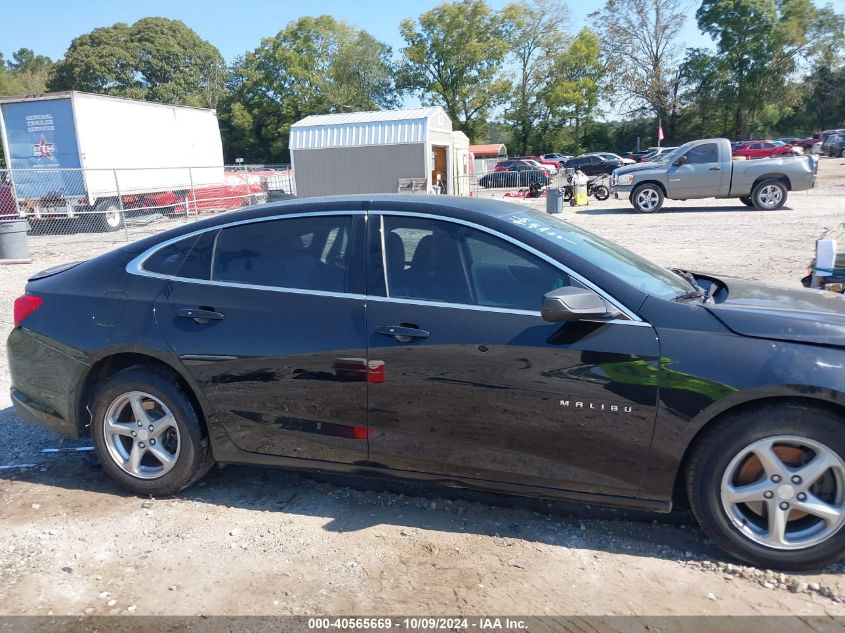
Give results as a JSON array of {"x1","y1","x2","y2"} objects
[{"x1": 306, "y1": 618, "x2": 528, "y2": 630}]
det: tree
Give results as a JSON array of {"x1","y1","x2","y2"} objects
[
  {"x1": 0, "y1": 48, "x2": 54, "y2": 165},
  {"x1": 221, "y1": 16, "x2": 398, "y2": 162},
  {"x1": 399, "y1": 0, "x2": 511, "y2": 140},
  {"x1": 696, "y1": 0, "x2": 845, "y2": 138},
  {"x1": 589, "y1": 0, "x2": 687, "y2": 142},
  {"x1": 48, "y1": 18, "x2": 226, "y2": 108},
  {"x1": 500, "y1": 0, "x2": 570, "y2": 154},
  {"x1": 541, "y1": 29, "x2": 606, "y2": 152},
  {"x1": 0, "y1": 48, "x2": 53, "y2": 95}
]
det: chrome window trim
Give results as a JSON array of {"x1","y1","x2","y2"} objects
[
  {"x1": 125, "y1": 208, "x2": 646, "y2": 324},
  {"x1": 379, "y1": 214, "x2": 390, "y2": 296},
  {"x1": 126, "y1": 210, "x2": 365, "y2": 293},
  {"x1": 374, "y1": 210, "x2": 644, "y2": 323}
]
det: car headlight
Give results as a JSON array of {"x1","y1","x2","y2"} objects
[{"x1": 616, "y1": 174, "x2": 634, "y2": 186}]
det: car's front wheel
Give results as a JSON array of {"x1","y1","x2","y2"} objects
[
  {"x1": 739, "y1": 195, "x2": 754, "y2": 206},
  {"x1": 91, "y1": 367, "x2": 214, "y2": 496},
  {"x1": 630, "y1": 183, "x2": 664, "y2": 212},
  {"x1": 687, "y1": 403, "x2": 845, "y2": 570}
]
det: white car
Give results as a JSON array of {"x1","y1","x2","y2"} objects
[
  {"x1": 586, "y1": 152, "x2": 636, "y2": 165},
  {"x1": 522, "y1": 159, "x2": 557, "y2": 175}
]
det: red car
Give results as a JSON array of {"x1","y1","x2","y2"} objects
[{"x1": 732, "y1": 141, "x2": 796, "y2": 159}]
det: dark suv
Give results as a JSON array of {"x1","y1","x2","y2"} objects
[{"x1": 563, "y1": 155, "x2": 623, "y2": 176}]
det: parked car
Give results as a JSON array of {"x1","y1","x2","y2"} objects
[
  {"x1": 640, "y1": 147, "x2": 679, "y2": 163},
  {"x1": 584, "y1": 152, "x2": 636, "y2": 166},
  {"x1": 822, "y1": 134, "x2": 845, "y2": 157},
  {"x1": 733, "y1": 140, "x2": 797, "y2": 159},
  {"x1": 562, "y1": 155, "x2": 622, "y2": 176},
  {"x1": 826, "y1": 135, "x2": 845, "y2": 158},
  {"x1": 494, "y1": 159, "x2": 543, "y2": 173},
  {"x1": 11, "y1": 194, "x2": 845, "y2": 570},
  {"x1": 522, "y1": 157, "x2": 557, "y2": 175},
  {"x1": 479, "y1": 168, "x2": 550, "y2": 188},
  {"x1": 542, "y1": 153, "x2": 571, "y2": 165},
  {"x1": 773, "y1": 140, "x2": 803, "y2": 155},
  {"x1": 611, "y1": 138, "x2": 817, "y2": 212}
]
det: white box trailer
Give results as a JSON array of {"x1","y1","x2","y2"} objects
[
  {"x1": 290, "y1": 107, "x2": 472, "y2": 197},
  {"x1": 0, "y1": 91, "x2": 224, "y2": 221}
]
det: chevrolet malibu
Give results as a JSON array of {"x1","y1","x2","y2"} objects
[{"x1": 9, "y1": 195, "x2": 845, "y2": 570}]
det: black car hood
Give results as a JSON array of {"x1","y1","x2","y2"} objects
[{"x1": 704, "y1": 276, "x2": 845, "y2": 347}]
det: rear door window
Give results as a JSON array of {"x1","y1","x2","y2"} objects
[{"x1": 211, "y1": 215, "x2": 355, "y2": 293}]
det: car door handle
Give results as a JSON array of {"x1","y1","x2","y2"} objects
[
  {"x1": 177, "y1": 307, "x2": 224, "y2": 322},
  {"x1": 376, "y1": 325, "x2": 430, "y2": 342},
  {"x1": 709, "y1": 167, "x2": 721, "y2": 171}
]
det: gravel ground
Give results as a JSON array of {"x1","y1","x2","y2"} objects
[{"x1": 1, "y1": 157, "x2": 845, "y2": 616}]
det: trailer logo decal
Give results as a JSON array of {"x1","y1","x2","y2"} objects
[{"x1": 32, "y1": 136, "x2": 55, "y2": 159}]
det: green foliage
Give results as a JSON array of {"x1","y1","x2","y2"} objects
[
  {"x1": 589, "y1": 0, "x2": 687, "y2": 142},
  {"x1": 48, "y1": 18, "x2": 226, "y2": 108},
  {"x1": 398, "y1": 0, "x2": 511, "y2": 141},
  {"x1": 500, "y1": 0, "x2": 570, "y2": 154},
  {"x1": 693, "y1": 0, "x2": 845, "y2": 137},
  {"x1": 220, "y1": 15, "x2": 398, "y2": 162},
  {"x1": 0, "y1": 48, "x2": 54, "y2": 166},
  {"x1": 4, "y1": 1, "x2": 845, "y2": 162}
]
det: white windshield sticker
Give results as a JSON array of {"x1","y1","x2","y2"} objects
[{"x1": 503, "y1": 212, "x2": 577, "y2": 245}]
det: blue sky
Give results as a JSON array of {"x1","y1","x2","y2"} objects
[{"x1": 1, "y1": 0, "x2": 714, "y2": 64}]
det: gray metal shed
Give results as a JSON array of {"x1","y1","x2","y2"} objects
[{"x1": 289, "y1": 107, "x2": 458, "y2": 197}]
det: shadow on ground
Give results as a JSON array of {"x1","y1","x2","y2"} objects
[
  {"x1": 573, "y1": 205, "x2": 793, "y2": 216},
  {"x1": 0, "y1": 405, "x2": 727, "y2": 567}
]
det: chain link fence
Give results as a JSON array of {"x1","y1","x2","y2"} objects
[{"x1": 0, "y1": 165, "x2": 294, "y2": 243}]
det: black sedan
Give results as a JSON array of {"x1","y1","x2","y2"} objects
[
  {"x1": 563, "y1": 155, "x2": 623, "y2": 176},
  {"x1": 9, "y1": 195, "x2": 845, "y2": 570},
  {"x1": 478, "y1": 168, "x2": 549, "y2": 189}
]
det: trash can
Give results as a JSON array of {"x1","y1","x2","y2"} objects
[
  {"x1": 0, "y1": 219, "x2": 30, "y2": 260},
  {"x1": 546, "y1": 188, "x2": 564, "y2": 214}
]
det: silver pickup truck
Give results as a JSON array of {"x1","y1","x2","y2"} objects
[{"x1": 610, "y1": 138, "x2": 817, "y2": 212}]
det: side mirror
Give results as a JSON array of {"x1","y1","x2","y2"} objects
[
  {"x1": 673, "y1": 155, "x2": 687, "y2": 166},
  {"x1": 541, "y1": 286, "x2": 618, "y2": 322}
]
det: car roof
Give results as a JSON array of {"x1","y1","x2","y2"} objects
[{"x1": 122, "y1": 195, "x2": 537, "y2": 252}]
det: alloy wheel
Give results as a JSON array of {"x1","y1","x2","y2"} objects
[
  {"x1": 636, "y1": 188, "x2": 660, "y2": 211},
  {"x1": 720, "y1": 435, "x2": 845, "y2": 550},
  {"x1": 757, "y1": 185, "x2": 783, "y2": 209},
  {"x1": 104, "y1": 206, "x2": 123, "y2": 229},
  {"x1": 103, "y1": 391, "x2": 181, "y2": 479}
]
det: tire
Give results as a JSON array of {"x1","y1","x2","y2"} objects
[
  {"x1": 630, "y1": 183, "x2": 664, "y2": 212},
  {"x1": 687, "y1": 403, "x2": 845, "y2": 570},
  {"x1": 93, "y1": 198, "x2": 125, "y2": 232},
  {"x1": 593, "y1": 185, "x2": 610, "y2": 201},
  {"x1": 840, "y1": 148, "x2": 845, "y2": 158},
  {"x1": 739, "y1": 195, "x2": 754, "y2": 207},
  {"x1": 751, "y1": 178, "x2": 788, "y2": 210},
  {"x1": 90, "y1": 366, "x2": 214, "y2": 496}
]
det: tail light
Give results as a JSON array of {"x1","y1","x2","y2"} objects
[{"x1": 13, "y1": 295, "x2": 42, "y2": 326}]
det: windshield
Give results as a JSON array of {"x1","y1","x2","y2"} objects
[
  {"x1": 501, "y1": 210, "x2": 693, "y2": 300},
  {"x1": 654, "y1": 147, "x2": 683, "y2": 163}
]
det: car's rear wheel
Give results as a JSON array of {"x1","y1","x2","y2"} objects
[
  {"x1": 631, "y1": 184, "x2": 664, "y2": 212},
  {"x1": 739, "y1": 195, "x2": 754, "y2": 206},
  {"x1": 751, "y1": 179, "x2": 788, "y2": 210},
  {"x1": 91, "y1": 367, "x2": 214, "y2": 496},
  {"x1": 687, "y1": 403, "x2": 845, "y2": 570}
]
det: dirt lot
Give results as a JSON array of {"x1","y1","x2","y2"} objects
[{"x1": 1, "y1": 157, "x2": 845, "y2": 617}]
